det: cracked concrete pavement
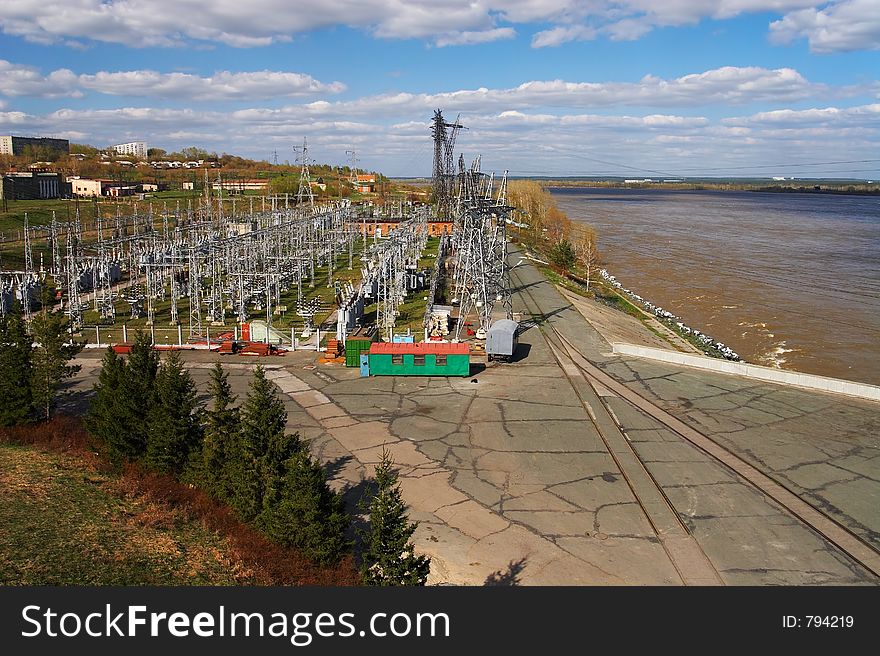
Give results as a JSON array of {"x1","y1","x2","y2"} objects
[{"x1": 62, "y1": 250, "x2": 878, "y2": 585}]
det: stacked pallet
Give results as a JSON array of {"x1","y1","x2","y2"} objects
[{"x1": 325, "y1": 338, "x2": 342, "y2": 358}]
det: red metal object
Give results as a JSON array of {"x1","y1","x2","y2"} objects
[
  {"x1": 216, "y1": 341, "x2": 237, "y2": 354},
  {"x1": 369, "y1": 342, "x2": 469, "y2": 355},
  {"x1": 239, "y1": 342, "x2": 270, "y2": 357}
]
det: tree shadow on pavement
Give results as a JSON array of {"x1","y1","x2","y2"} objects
[
  {"x1": 323, "y1": 454, "x2": 353, "y2": 482},
  {"x1": 483, "y1": 557, "x2": 527, "y2": 586}
]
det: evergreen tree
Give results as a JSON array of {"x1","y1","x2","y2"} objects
[
  {"x1": 119, "y1": 330, "x2": 160, "y2": 457},
  {"x1": 359, "y1": 449, "x2": 431, "y2": 586},
  {"x1": 144, "y1": 351, "x2": 202, "y2": 475},
  {"x1": 29, "y1": 308, "x2": 83, "y2": 421},
  {"x1": 259, "y1": 421, "x2": 303, "y2": 511},
  {"x1": 233, "y1": 365, "x2": 289, "y2": 521},
  {"x1": 261, "y1": 450, "x2": 351, "y2": 565},
  {"x1": 202, "y1": 363, "x2": 241, "y2": 500},
  {"x1": 0, "y1": 302, "x2": 34, "y2": 426},
  {"x1": 85, "y1": 347, "x2": 136, "y2": 464},
  {"x1": 549, "y1": 240, "x2": 576, "y2": 272}
]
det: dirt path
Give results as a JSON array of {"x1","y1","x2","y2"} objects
[{"x1": 558, "y1": 287, "x2": 702, "y2": 354}]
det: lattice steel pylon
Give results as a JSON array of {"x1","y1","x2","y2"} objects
[
  {"x1": 449, "y1": 157, "x2": 514, "y2": 340},
  {"x1": 65, "y1": 222, "x2": 83, "y2": 331},
  {"x1": 346, "y1": 149, "x2": 359, "y2": 183},
  {"x1": 293, "y1": 137, "x2": 315, "y2": 210},
  {"x1": 431, "y1": 110, "x2": 465, "y2": 219}
]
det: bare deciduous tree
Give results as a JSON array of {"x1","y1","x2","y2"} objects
[{"x1": 573, "y1": 225, "x2": 600, "y2": 290}]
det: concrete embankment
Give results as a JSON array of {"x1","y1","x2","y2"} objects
[{"x1": 612, "y1": 342, "x2": 880, "y2": 402}]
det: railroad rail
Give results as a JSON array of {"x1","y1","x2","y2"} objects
[{"x1": 512, "y1": 263, "x2": 880, "y2": 582}]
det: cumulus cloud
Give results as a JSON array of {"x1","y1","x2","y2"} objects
[
  {"x1": 0, "y1": 1, "x2": 875, "y2": 53},
  {"x1": 0, "y1": 59, "x2": 80, "y2": 97},
  {"x1": 5, "y1": 61, "x2": 837, "y2": 113},
  {"x1": 283, "y1": 66, "x2": 832, "y2": 119},
  {"x1": 0, "y1": 62, "x2": 345, "y2": 100},
  {"x1": 769, "y1": 0, "x2": 880, "y2": 53},
  {"x1": 723, "y1": 103, "x2": 880, "y2": 126},
  {"x1": 78, "y1": 70, "x2": 346, "y2": 99}
]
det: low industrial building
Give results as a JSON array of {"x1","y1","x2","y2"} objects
[
  {"x1": 211, "y1": 179, "x2": 269, "y2": 193},
  {"x1": 68, "y1": 177, "x2": 141, "y2": 197},
  {"x1": 357, "y1": 216, "x2": 452, "y2": 237},
  {"x1": 354, "y1": 173, "x2": 377, "y2": 193},
  {"x1": 0, "y1": 171, "x2": 65, "y2": 200},
  {"x1": 68, "y1": 177, "x2": 107, "y2": 197}
]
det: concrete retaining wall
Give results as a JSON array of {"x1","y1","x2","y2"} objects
[{"x1": 611, "y1": 343, "x2": 880, "y2": 402}]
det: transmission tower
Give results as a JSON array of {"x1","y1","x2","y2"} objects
[
  {"x1": 293, "y1": 138, "x2": 315, "y2": 209},
  {"x1": 345, "y1": 149, "x2": 359, "y2": 183},
  {"x1": 431, "y1": 110, "x2": 465, "y2": 219},
  {"x1": 449, "y1": 156, "x2": 514, "y2": 340}
]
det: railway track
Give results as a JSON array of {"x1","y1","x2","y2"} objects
[{"x1": 512, "y1": 265, "x2": 880, "y2": 583}]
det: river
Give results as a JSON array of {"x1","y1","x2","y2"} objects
[{"x1": 550, "y1": 187, "x2": 880, "y2": 386}]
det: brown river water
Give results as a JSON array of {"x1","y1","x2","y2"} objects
[{"x1": 551, "y1": 187, "x2": 880, "y2": 386}]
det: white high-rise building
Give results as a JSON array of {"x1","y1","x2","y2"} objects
[{"x1": 112, "y1": 141, "x2": 147, "y2": 159}]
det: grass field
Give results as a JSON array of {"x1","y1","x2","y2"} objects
[{"x1": 0, "y1": 443, "x2": 256, "y2": 585}]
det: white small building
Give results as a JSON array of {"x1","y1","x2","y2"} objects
[
  {"x1": 68, "y1": 177, "x2": 105, "y2": 197},
  {"x1": 112, "y1": 141, "x2": 147, "y2": 159}
]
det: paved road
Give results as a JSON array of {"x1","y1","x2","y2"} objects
[{"x1": 63, "y1": 251, "x2": 879, "y2": 585}]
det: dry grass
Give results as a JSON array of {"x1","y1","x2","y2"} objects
[{"x1": 0, "y1": 416, "x2": 360, "y2": 586}]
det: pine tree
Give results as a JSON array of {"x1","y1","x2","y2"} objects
[
  {"x1": 0, "y1": 302, "x2": 34, "y2": 426},
  {"x1": 85, "y1": 347, "x2": 136, "y2": 464},
  {"x1": 261, "y1": 450, "x2": 351, "y2": 565},
  {"x1": 233, "y1": 365, "x2": 289, "y2": 521},
  {"x1": 144, "y1": 351, "x2": 202, "y2": 475},
  {"x1": 360, "y1": 448, "x2": 431, "y2": 586},
  {"x1": 202, "y1": 363, "x2": 241, "y2": 500},
  {"x1": 29, "y1": 307, "x2": 83, "y2": 421},
  {"x1": 119, "y1": 330, "x2": 160, "y2": 457},
  {"x1": 259, "y1": 422, "x2": 303, "y2": 511}
]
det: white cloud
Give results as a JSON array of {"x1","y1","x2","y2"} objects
[
  {"x1": 78, "y1": 70, "x2": 346, "y2": 99},
  {"x1": 1, "y1": 1, "x2": 876, "y2": 53},
  {"x1": 283, "y1": 66, "x2": 832, "y2": 119},
  {"x1": 2, "y1": 98, "x2": 875, "y2": 178},
  {"x1": 0, "y1": 110, "x2": 31, "y2": 124},
  {"x1": 769, "y1": 0, "x2": 880, "y2": 53},
  {"x1": 531, "y1": 24, "x2": 598, "y2": 47},
  {"x1": 0, "y1": 60, "x2": 80, "y2": 97},
  {"x1": 723, "y1": 103, "x2": 880, "y2": 126},
  {"x1": 10, "y1": 61, "x2": 824, "y2": 117},
  {"x1": 435, "y1": 27, "x2": 516, "y2": 47},
  {"x1": 0, "y1": 62, "x2": 345, "y2": 100}
]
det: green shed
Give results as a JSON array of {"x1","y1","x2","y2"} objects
[
  {"x1": 345, "y1": 335, "x2": 375, "y2": 367},
  {"x1": 368, "y1": 342, "x2": 470, "y2": 377}
]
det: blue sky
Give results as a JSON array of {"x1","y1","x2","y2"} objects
[{"x1": 1, "y1": 1, "x2": 878, "y2": 178}]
